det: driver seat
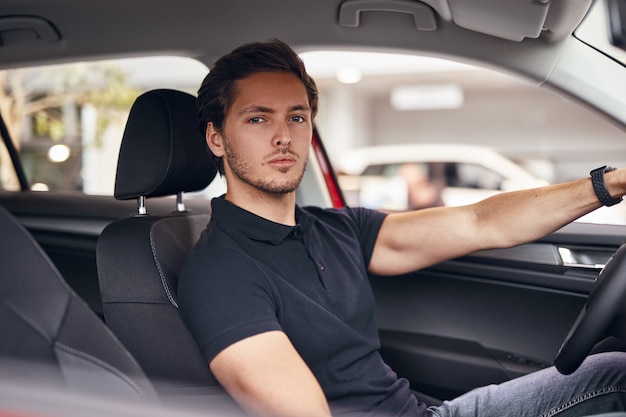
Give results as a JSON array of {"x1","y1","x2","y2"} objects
[{"x1": 96, "y1": 89, "x2": 240, "y2": 412}]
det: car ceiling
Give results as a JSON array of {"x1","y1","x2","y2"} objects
[{"x1": 0, "y1": 0, "x2": 592, "y2": 78}]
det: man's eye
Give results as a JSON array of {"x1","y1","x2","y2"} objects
[
  {"x1": 290, "y1": 115, "x2": 305, "y2": 123},
  {"x1": 248, "y1": 117, "x2": 263, "y2": 123}
]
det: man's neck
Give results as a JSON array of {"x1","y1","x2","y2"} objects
[{"x1": 225, "y1": 188, "x2": 297, "y2": 226}]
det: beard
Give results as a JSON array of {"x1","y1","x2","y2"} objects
[{"x1": 222, "y1": 135, "x2": 307, "y2": 195}]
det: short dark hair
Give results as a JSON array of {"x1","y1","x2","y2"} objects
[{"x1": 197, "y1": 38, "x2": 318, "y2": 175}]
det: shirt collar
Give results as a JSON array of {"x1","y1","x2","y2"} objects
[{"x1": 210, "y1": 195, "x2": 311, "y2": 245}]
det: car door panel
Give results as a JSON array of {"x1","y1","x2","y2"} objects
[{"x1": 373, "y1": 221, "x2": 626, "y2": 400}]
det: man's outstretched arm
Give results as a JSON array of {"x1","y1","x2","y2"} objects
[
  {"x1": 210, "y1": 330, "x2": 332, "y2": 417},
  {"x1": 370, "y1": 168, "x2": 626, "y2": 276}
]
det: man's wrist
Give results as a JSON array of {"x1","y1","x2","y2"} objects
[{"x1": 590, "y1": 166, "x2": 623, "y2": 207}]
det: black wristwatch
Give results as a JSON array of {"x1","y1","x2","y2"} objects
[{"x1": 590, "y1": 165, "x2": 622, "y2": 207}]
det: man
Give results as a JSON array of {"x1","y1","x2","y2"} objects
[{"x1": 178, "y1": 39, "x2": 626, "y2": 417}]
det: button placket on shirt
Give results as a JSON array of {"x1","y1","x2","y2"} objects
[{"x1": 298, "y1": 223, "x2": 330, "y2": 292}]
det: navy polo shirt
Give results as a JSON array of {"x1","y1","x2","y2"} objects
[{"x1": 178, "y1": 196, "x2": 427, "y2": 417}]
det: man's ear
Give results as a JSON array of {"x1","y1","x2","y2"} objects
[{"x1": 206, "y1": 122, "x2": 225, "y2": 157}]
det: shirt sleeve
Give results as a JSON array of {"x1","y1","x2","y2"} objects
[
  {"x1": 301, "y1": 205, "x2": 387, "y2": 267},
  {"x1": 178, "y1": 246, "x2": 282, "y2": 363},
  {"x1": 346, "y1": 207, "x2": 387, "y2": 266}
]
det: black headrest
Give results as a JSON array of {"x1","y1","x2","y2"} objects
[{"x1": 114, "y1": 89, "x2": 216, "y2": 200}]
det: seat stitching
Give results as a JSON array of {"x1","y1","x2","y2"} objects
[
  {"x1": 54, "y1": 341, "x2": 151, "y2": 403},
  {"x1": 149, "y1": 221, "x2": 178, "y2": 308}
]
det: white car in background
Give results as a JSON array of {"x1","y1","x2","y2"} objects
[{"x1": 335, "y1": 143, "x2": 548, "y2": 210}]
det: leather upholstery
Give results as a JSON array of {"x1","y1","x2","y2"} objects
[{"x1": 0, "y1": 204, "x2": 157, "y2": 403}]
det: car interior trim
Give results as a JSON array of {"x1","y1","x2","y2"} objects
[{"x1": 338, "y1": 0, "x2": 438, "y2": 31}]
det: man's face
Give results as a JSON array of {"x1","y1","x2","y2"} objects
[{"x1": 207, "y1": 71, "x2": 313, "y2": 196}]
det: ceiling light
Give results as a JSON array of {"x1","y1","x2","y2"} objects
[
  {"x1": 300, "y1": 51, "x2": 475, "y2": 79},
  {"x1": 336, "y1": 66, "x2": 362, "y2": 84},
  {"x1": 390, "y1": 84, "x2": 464, "y2": 111}
]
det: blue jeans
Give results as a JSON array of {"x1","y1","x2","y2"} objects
[{"x1": 428, "y1": 352, "x2": 626, "y2": 417}]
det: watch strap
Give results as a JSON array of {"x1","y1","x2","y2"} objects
[{"x1": 590, "y1": 166, "x2": 622, "y2": 207}]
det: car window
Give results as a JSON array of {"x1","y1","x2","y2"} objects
[
  {"x1": 0, "y1": 137, "x2": 19, "y2": 191},
  {"x1": 575, "y1": 0, "x2": 626, "y2": 68},
  {"x1": 3, "y1": 50, "x2": 625, "y2": 225},
  {"x1": 362, "y1": 162, "x2": 504, "y2": 191},
  {"x1": 301, "y1": 48, "x2": 626, "y2": 224},
  {"x1": 455, "y1": 163, "x2": 504, "y2": 190},
  {"x1": 0, "y1": 56, "x2": 335, "y2": 207},
  {"x1": 0, "y1": 56, "x2": 209, "y2": 195}
]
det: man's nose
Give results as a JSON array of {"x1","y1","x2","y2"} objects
[{"x1": 272, "y1": 122, "x2": 292, "y2": 147}]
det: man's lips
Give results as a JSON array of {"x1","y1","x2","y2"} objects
[
  {"x1": 266, "y1": 152, "x2": 298, "y2": 169},
  {"x1": 267, "y1": 156, "x2": 296, "y2": 169}
]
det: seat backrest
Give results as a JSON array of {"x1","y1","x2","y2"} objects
[
  {"x1": 96, "y1": 89, "x2": 230, "y2": 403},
  {"x1": 0, "y1": 204, "x2": 157, "y2": 403}
]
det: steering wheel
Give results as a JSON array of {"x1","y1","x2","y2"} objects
[{"x1": 554, "y1": 242, "x2": 626, "y2": 375}]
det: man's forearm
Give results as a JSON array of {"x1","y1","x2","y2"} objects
[{"x1": 474, "y1": 168, "x2": 626, "y2": 249}]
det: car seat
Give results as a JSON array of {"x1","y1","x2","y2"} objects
[
  {"x1": 0, "y1": 203, "x2": 157, "y2": 403},
  {"x1": 95, "y1": 89, "x2": 242, "y2": 412}
]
